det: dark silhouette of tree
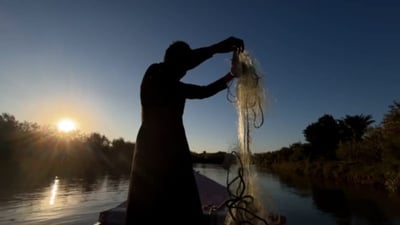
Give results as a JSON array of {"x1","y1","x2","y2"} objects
[
  {"x1": 87, "y1": 132, "x2": 110, "y2": 151},
  {"x1": 382, "y1": 100, "x2": 400, "y2": 139},
  {"x1": 112, "y1": 138, "x2": 127, "y2": 150},
  {"x1": 381, "y1": 100, "x2": 400, "y2": 160},
  {"x1": 339, "y1": 114, "x2": 374, "y2": 142},
  {"x1": 191, "y1": 151, "x2": 227, "y2": 164},
  {"x1": 0, "y1": 113, "x2": 18, "y2": 142},
  {"x1": 0, "y1": 113, "x2": 136, "y2": 177},
  {"x1": 303, "y1": 114, "x2": 340, "y2": 160},
  {"x1": 110, "y1": 137, "x2": 135, "y2": 171},
  {"x1": 289, "y1": 142, "x2": 310, "y2": 161},
  {"x1": 0, "y1": 113, "x2": 18, "y2": 129}
]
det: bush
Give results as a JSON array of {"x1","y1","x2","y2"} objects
[
  {"x1": 336, "y1": 128, "x2": 383, "y2": 163},
  {"x1": 385, "y1": 171, "x2": 400, "y2": 193}
]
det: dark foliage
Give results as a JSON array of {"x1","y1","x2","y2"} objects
[{"x1": 0, "y1": 113, "x2": 134, "y2": 178}]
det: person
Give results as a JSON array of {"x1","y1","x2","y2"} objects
[{"x1": 125, "y1": 36, "x2": 244, "y2": 225}]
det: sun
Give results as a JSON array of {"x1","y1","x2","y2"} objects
[{"x1": 57, "y1": 118, "x2": 77, "y2": 133}]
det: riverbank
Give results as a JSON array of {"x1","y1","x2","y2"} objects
[{"x1": 255, "y1": 160, "x2": 400, "y2": 193}]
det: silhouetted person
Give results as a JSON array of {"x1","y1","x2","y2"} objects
[{"x1": 125, "y1": 37, "x2": 244, "y2": 225}]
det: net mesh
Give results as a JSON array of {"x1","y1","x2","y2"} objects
[{"x1": 225, "y1": 50, "x2": 271, "y2": 225}]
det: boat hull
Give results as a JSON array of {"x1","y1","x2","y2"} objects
[{"x1": 97, "y1": 171, "x2": 229, "y2": 225}]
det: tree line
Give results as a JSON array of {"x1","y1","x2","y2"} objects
[
  {"x1": 2, "y1": 100, "x2": 398, "y2": 190},
  {"x1": 253, "y1": 100, "x2": 400, "y2": 192},
  {"x1": 0, "y1": 113, "x2": 227, "y2": 180},
  {"x1": 0, "y1": 113, "x2": 135, "y2": 178}
]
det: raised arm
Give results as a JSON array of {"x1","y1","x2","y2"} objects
[
  {"x1": 180, "y1": 72, "x2": 235, "y2": 99},
  {"x1": 185, "y1": 37, "x2": 245, "y2": 71}
]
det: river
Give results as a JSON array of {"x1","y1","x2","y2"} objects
[{"x1": 0, "y1": 164, "x2": 399, "y2": 225}]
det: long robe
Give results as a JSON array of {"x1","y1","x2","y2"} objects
[{"x1": 126, "y1": 56, "x2": 229, "y2": 224}]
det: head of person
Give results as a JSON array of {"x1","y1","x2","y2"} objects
[{"x1": 163, "y1": 41, "x2": 192, "y2": 80}]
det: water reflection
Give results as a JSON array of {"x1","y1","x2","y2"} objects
[
  {"x1": 268, "y1": 170, "x2": 400, "y2": 225},
  {"x1": 311, "y1": 185, "x2": 400, "y2": 225},
  {"x1": 49, "y1": 177, "x2": 59, "y2": 205},
  {"x1": 0, "y1": 173, "x2": 129, "y2": 225},
  {"x1": 1, "y1": 166, "x2": 399, "y2": 225},
  {"x1": 311, "y1": 186, "x2": 351, "y2": 225}
]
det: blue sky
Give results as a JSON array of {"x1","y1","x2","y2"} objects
[{"x1": 1, "y1": 0, "x2": 399, "y2": 153}]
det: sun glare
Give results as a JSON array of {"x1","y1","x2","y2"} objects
[{"x1": 57, "y1": 119, "x2": 77, "y2": 133}]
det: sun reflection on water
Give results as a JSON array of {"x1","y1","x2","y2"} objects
[{"x1": 49, "y1": 176, "x2": 59, "y2": 205}]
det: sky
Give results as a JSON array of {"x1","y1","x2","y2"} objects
[{"x1": 1, "y1": 0, "x2": 399, "y2": 153}]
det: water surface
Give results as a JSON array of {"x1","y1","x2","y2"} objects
[{"x1": 0, "y1": 164, "x2": 399, "y2": 225}]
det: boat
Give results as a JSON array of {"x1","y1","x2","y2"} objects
[
  {"x1": 97, "y1": 171, "x2": 286, "y2": 225},
  {"x1": 97, "y1": 171, "x2": 229, "y2": 225}
]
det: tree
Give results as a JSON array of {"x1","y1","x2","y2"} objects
[
  {"x1": 0, "y1": 113, "x2": 18, "y2": 128},
  {"x1": 0, "y1": 113, "x2": 21, "y2": 156},
  {"x1": 303, "y1": 114, "x2": 340, "y2": 160},
  {"x1": 289, "y1": 142, "x2": 310, "y2": 161},
  {"x1": 111, "y1": 138, "x2": 127, "y2": 150},
  {"x1": 0, "y1": 113, "x2": 19, "y2": 139},
  {"x1": 87, "y1": 132, "x2": 110, "y2": 151},
  {"x1": 339, "y1": 114, "x2": 375, "y2": 142},
  {"x1": 382, "y1": 100, "x2": 400, "y2": 138},
  {"x1": 381, "y1": 100, "x2": 400, "y2": 160}
]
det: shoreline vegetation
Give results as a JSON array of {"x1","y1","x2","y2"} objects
[
  {"x1": 253, "y1": 100, "x2": 400, "y2": 194},
  {"x1": 1, "y1": 100, "x2": 399, "y2": 193},
  {"x1": 0, "y1": 112, "x2": 226, "y2": 181}
]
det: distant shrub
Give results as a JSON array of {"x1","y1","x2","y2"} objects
[
  {"x1": 385, "y1": 171, "x2": 400, "y2": 193},
  {"x1": 381, "y1": 100, "x2": 400, "y2": 161},
  {"x1": 336, "y1": 128, "x2": 383, "y2": 163},
  {"x1": 289, "y1": 142, "x2": 310, "y2": 162}
]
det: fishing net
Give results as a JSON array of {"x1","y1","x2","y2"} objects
[{"x1": 224, "y1": 50, "x2": 271, "y2": 225}]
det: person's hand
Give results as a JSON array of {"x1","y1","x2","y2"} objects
[{"x1": 212, "y1": 36, "x2": 244, "y2": 54}]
